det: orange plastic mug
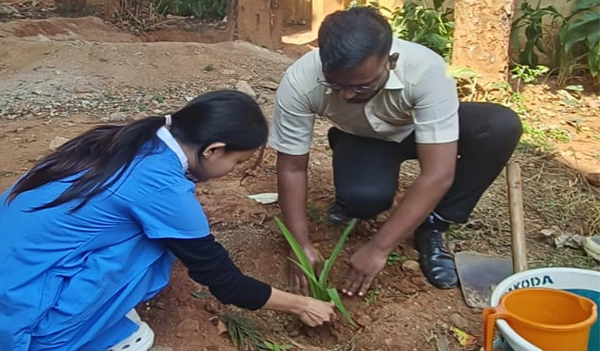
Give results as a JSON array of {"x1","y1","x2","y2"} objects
[{"x1": 482, "y1": 287, "x2": 597, "y2": 351}]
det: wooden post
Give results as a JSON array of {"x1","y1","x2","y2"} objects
[{"x1": 506, "y1": 162, "x2": 528, "y2": 273}]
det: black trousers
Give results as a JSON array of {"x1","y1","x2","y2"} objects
[{"x1": 328, "y1": 102, "x2": 523, "y2": 224}]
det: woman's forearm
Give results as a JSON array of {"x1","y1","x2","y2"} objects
[
  {"x1": 160, "y1": 235, "x2": 272, "y2": 310},
  {"x1": 261, "y1": 287, "x2": 306, "y2": 314}
]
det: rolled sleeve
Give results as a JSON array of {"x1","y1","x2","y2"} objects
[
  {"x1": 411, "y1": 60, "x2": 459, "y2": 144},
  {"x1": 267, "y1": 74, "x2": 316, "y2": 155},
  {"x1": 130, "y1": 181, "x2": 210, "y2": 240}
]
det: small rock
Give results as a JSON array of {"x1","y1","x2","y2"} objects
[
  {"x1": 149, "y1": 347, "x2": 173, "y2": 351},
  {"x1": 108, "y1": 112, "x2": 128, "y2": 122},
  {"x1": 395, "y1": 281, "x2": 417, "y2": 295},
  {"x1": 236, "y1": 80, "x2": 256, "y2": 98},
  {"x1": 49, "y1": 136, "x2": 69, "y2": 151},
  {"x1": 585, "y1": 173, "x2": 600, "y2": 187},
  {"x1": 176, "y1": 318, "x2": 199, "y2": 333},
  {"x1": 401, "y1": 260, "x2": 420, "y2": 275},
  {"x1": 203, "y1": 300, "x2": 219, "y2": 314},
  {"x1": 0, "y1": 4, "x2": 18, "y2": 15},
  {"x1": 132, "y1": 112, "x2": 146, "y2": 121},
  {"x1": 410, "y1": 276, "x2": 429, "y2": 291},
  {"x1": 355, "y1": 311, "x2": 372, "y2": 327},
  {"x1": 73, "y1": 85, "x2": 94, "y2": 94},
  {"x1": 260, "y1": 80, "x2": 279, "y2": 90},
  {"x1": 449, "y1": 313, "x2": 469, "y2": 329}
]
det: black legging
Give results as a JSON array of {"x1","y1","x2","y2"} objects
[{"x1": 328, "y1": 101, "x2": 523, "y2": 224}]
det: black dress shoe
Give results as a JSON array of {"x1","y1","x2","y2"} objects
[
  {"x1": 327, "y1": 202, "x2": 355, "y2": 226},
  {"x1": 414, "y1": 227, "x2": 458, "y2": 289}
]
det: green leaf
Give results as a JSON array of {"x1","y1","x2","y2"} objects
[
  {"x1": 587, "y1": 31, "x2": 600, "y2": 49},
  {"x1": 290, "y1": 259, "x2": 326, "y2": 299},
  {"x1": 563, "y1": 14, "x2": 600, "y2": 52},
  {"x1": 274, "y1": 216, "x2": 315, "y2": 277},
  {"x1": 433, "y1": 0, "x2": 444, "y2": 10},
  {"x1": 274, "y1": 216, "x2": 323, "y2": 298},
  {"x1": 327, "y1": 288, "x2": 356, "y2": 326},
  {"x1": 446, "y1": 65, "x2": 480, "y2": 80},
  {"x1": 319, "y1": 219, "x2": 357, "y2": 286},
  {"x1": 191, "y1": 290, "x2": 209, "y2": 299},
  {"x1": 572, "y1": 0, "x2": 600, "y2": 13}
]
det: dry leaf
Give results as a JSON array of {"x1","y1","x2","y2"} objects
[
  {"x1": 450, "y1": 326, "x2": 475, "y2": 347},
  {"x1": 540, "y1": 228, "x2": 556, "y2": 237},
  {"x1": 554, "y1": 233, "x2": 583, "y2": 249},
  {"x1": 216, "y1": 318, "x2": 228, "y2": 335},
  {"x1": 247, "y1": 192, "x2": 278, "y2": 204}
]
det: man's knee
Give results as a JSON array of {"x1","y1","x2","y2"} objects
[
  {"x1": 487, "y1": 103, "x2": 523, "y2": 143},
  {"x1": 337, "y1": 185, "x2": 395, "y2": 219}
]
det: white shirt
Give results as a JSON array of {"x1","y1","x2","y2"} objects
[{"x1": 268, "y1": 38, "x2": 460, "y2": 155}]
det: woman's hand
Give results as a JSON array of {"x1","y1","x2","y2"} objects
[{"x1": 297, "y1": 297, "x2": 336, "y2": 327}]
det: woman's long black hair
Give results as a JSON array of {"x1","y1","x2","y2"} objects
[{"x1": 6, "y1": 90, "x2": 268, "y2": 212}]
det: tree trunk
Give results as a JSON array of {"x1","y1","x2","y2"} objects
[
  {"x1": 234, "y1": 0, "x2": 283, "y2": 50},
  {"x1": 451, "y1": 0, "x2": 515, "y2": 83}
]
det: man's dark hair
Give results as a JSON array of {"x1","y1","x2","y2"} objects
[{"x1": 318, "y1": 7, "x2": 393, "y2": 73}]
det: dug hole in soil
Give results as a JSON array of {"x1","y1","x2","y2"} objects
[{"x1": 5, "y1": 13, "x2": 599, "y2": 351}]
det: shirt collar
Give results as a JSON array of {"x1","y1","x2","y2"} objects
[
  {"x1": 156, "y1": 126, "x2": 189, "y2": 172},
  {"x1": 384, "y1": 68, "x2": 404, "y2": 90}
]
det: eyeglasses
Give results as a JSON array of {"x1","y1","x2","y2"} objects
[
  {"x1": 316, "y1": 78, "x2": 379, "y2": 94},
  {"x1": 317, "y1": 63, "x2": 390, "y2": 94}
]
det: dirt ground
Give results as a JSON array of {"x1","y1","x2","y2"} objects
[{"x1": 1, "y1": 9, "x2": 599, "y2": 351}]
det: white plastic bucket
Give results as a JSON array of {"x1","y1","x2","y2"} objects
[{"x1": 489, "y1": 267, "x2": 600, "y2": 351}]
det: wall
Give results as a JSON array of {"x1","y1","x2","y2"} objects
[{"x1": 280, "y1": 0, "x2": 575, "y2": 26}]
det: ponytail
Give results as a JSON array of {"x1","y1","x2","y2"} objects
[
  {"x1": 6, "y1": 116, "x2": 166, "y2": 212},
  {"x1": 6, "y1": 90, "x2": 268, "y2": 212}
]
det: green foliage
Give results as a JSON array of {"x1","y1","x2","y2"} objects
[
  {"x1": 511, "y1": 0, "x2": 599, "y2": 81},
  {"x1": 559, "y1": 0, "x2": 600, "y2": 77},
  {"x1": 511, "y1": 1, "x2": 563, "y2": 67},
  {"x1": 154, "y1": 0, "x2": 226, "y2": 19},
  {"x1": 274, "y1": 216, "x2": 356, "y2": 326},
  {"x1": 349, "y1": 0, "x2": 454, "y2": 61},
  {"x1": 219, "y1": 314, "x2": 272, "y2": 351}
]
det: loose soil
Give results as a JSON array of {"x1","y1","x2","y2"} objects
[{"x1": 0, "y1": 11, "x2": 599, "y2": 351}]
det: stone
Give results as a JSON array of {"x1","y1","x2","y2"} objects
[
  {"x1": 0, "y1": 4, "x2": 18, "y2": 15},
  {"x1": 401, "y1": 260, "x2": 421, "y2": 275},
  {"x1": 260, "y1": 80, "x2": 279, "y2": 90},
  {"x1": 235, "y1": 80, "x2": 256, "y2": 98},
  {"x1": 49, "y1": 136, "x2": 70, "y2": 151},
  {"x1": 108, "y1": 111, "x2": 128, "y2": 122},
  {"x1": 449, "y1": 313, "x2": 469, "y2": 329},
  {"x1": 355, "y1": 311, "x2": 372, "y2": 327},
  {"x1": 176, "y1": 318, "x2": 199, "y2": 333},
  {"x1": 73, "y1": 85, "x2": 94, "y2": 94}
]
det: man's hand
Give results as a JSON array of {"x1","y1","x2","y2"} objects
[
  {"x1": 289, "y1": 243, "x2": 323, "y2": 295},
  {"x1": 342, "y1": 242, "x2": 389, "y2": 297}
]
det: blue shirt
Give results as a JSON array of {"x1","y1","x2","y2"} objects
[{"x1": 0, "y1": 127, "x2": 210, "y2": 350}]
